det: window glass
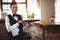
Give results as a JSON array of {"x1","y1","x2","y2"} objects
[
  {"x1": 55, "y1": 0, "x2": 60, "y2": 23},
  {"x1": 2, "y1": 0, "x2": 41, "y2": 20},
  {"x1": 17, "y1": 4, "x2": 27, "y2": 20},
  {"x1": 15, "y1": 0, "x2": 26, "y2": 2},
  {"x1": 0, "y1": 7, "x2": 1, "y2": 19},
  {"x1": 2, "y1": 4, "x2": 10, "y2": 11},
  {"x1": 2, "y1": 0, "x2": 12, "y2": 3},
  {"x1": 27, "y1": 0, "x2": 41, "y2": 20}
]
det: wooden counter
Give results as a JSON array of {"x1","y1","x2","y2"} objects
[
  {"x1": 0, "y1": 19, "x2": 8, "y2": 40},
  {"x1": 0, "y1": 19, "x2": 60, "y2": 40},
  {"x1": 0, "y1": 19, "x2": 5, "y2": 23}
]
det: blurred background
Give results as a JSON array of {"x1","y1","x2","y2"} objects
[{"x1": 0, "y1": 0, "x2": 60, "y2": 40}]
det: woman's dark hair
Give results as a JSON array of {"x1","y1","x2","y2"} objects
[{"x1": 10, "y1": 2, "x2": 17, "y2": 7}]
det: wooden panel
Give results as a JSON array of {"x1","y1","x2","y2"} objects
[{"x1": 0, "y1": 22, "x2": 9, "y2": 40}]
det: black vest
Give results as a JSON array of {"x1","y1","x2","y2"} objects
[
  {"x1": 8, "y1": 14, "x2": 32, "y2": 40},
  {"x1": 8, "y1": 14, "x2": 23, "y2": 34}
]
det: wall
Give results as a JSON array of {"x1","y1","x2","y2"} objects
[
  {"x1": 41, "y1": 0, "x2": 55, "y2": 21},
  {"x1": 0, "y1": 0, "x2": 1, "y2": 19},
  {"x1": 0, "y1": 9, "x2": 1, "y2": 19}
]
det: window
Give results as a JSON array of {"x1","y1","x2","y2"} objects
[
  {"x1": 2, "y1": 4, "x2": 10, "y2": 11},
  {"x1": 27, "y1": 0, "x2": 41, "y2": 20},
  {"x1": 2, "y1": 0, "x2": 12, "y2": 12},
  {"x1": 55, "y1": 0, "x2": 60, "y2": 24},
  {"x1": 15, "y1": 0, "x2": 26, "y2": 2},
  {"x1": 2, "y1": 0, "x2": 12, "y2": 3},
  {"x1": 0, "y1": 8, "x2": 1, "y2": 19},
  {"x1": 1, "y1": 0, "x2": 41, "y2": 20},
  {"x1": 17, "y1": 4, "x2": 27, "y2": 20},
  {"x1": 0, "y1": 0, "x2": 1, "y2": 19}
]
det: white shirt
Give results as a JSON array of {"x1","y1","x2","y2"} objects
[{"x1": 5, "y1": 14, "x2": 20, "y2": 36}]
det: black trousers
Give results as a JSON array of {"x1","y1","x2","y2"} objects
[
  {"x1": 13, "y1": 35, "x2": 23, "y2": 40},
  {"x1": 8, "y1": 32, "x2": 23, "y2": 40},
  {"x1": 8, "y1": 32, "x2": 32, "y2": 40}
]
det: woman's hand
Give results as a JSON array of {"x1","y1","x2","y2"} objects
[{"x1": 18, "y1": 20, "x2": 23, "y2": 24}]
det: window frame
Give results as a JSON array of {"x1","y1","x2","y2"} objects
[
  {"x1": 1, "y1": 0, "x2": 27, "y2": 11},
  {"x1": 1, "y1": 0, "x2": 41, "y2": 20}
]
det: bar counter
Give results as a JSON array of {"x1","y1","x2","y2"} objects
[{"x1": 0, "y1": 19, "x2": 60, "y2": 40}]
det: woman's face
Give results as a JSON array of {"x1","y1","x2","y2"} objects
[{"x1": 11, "y1": 4, "x2": 18, "y2": 14}]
